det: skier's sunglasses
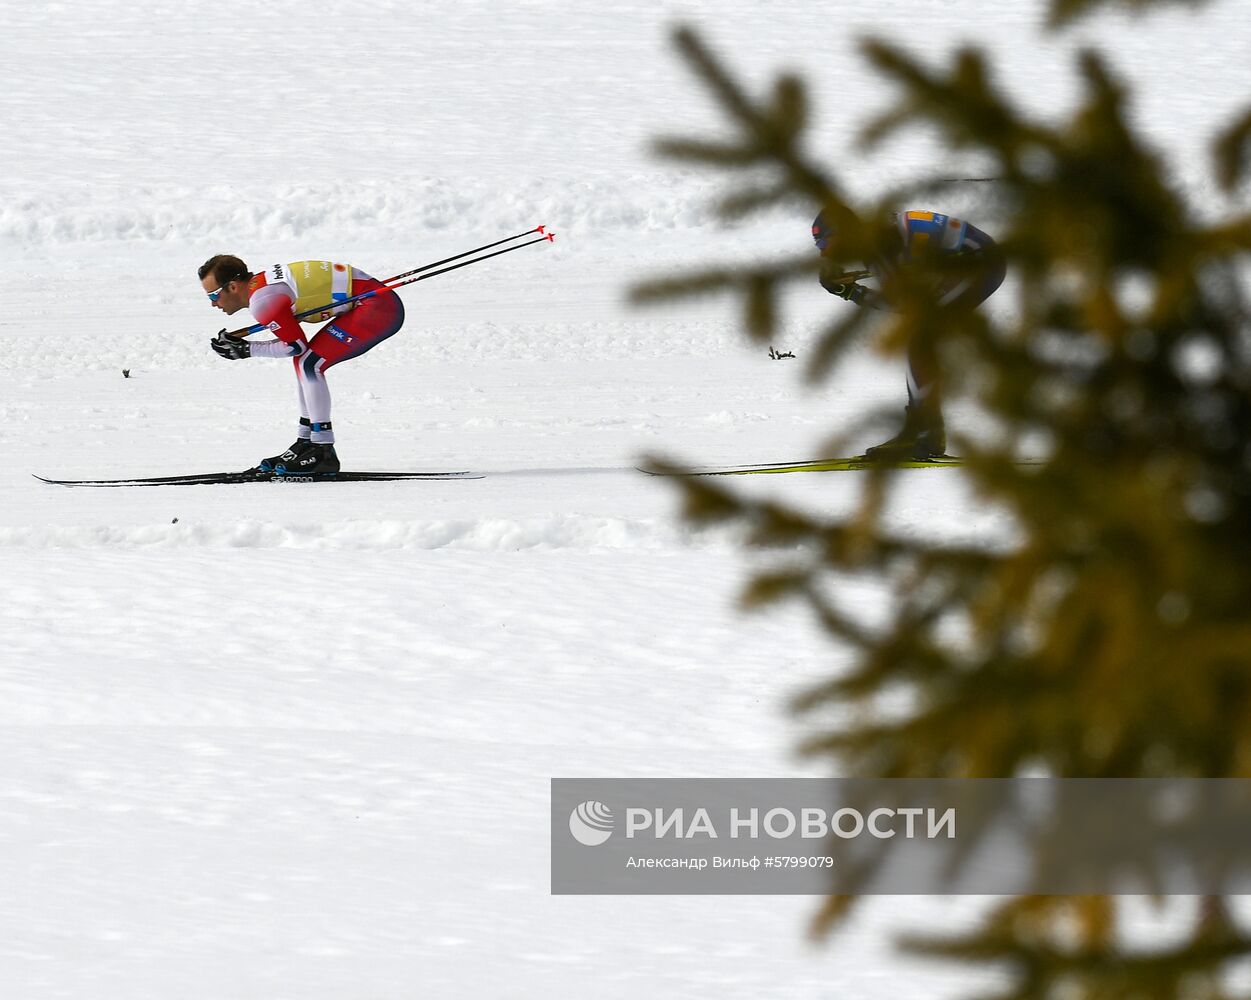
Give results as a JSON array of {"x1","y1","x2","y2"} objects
[{"x1": 206, "y1": 278, "x2": 239, "y2": 303}]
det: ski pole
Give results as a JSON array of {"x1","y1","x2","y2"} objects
[
  {"x1": 220, "y1": 226, "x2": 555, "y2": 337},
  {"x1": 285, "y1": 233, "x2": 554, "y2": 321},
  {"x1": 371, "y1": 233, "x2": 553, "y2": 294},
  {"x1": 375, "y1": 225, "x2": 551, "y2": 287}
]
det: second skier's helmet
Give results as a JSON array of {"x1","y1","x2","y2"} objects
[{"x1": 812, "y1": 210, "x2": 833, "y2": 251}]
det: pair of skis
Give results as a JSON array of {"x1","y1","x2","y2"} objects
[
  {"x1": 35, "y1": 454, "x2": 1003, "y2": 488},
  {"x1": 35, "y1": 457, "x2": 984, "y2": 487},
  {"x1": 35, "y1": 470, "x2": 482, "y2": 488}
]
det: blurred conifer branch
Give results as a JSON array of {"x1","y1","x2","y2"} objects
[
  {"x1": 634, "y1": 7, "x2": 1251, "y2": 996},
  {"x1": 1048, "y1": 0, "x2": 1209, "y2": 28}
]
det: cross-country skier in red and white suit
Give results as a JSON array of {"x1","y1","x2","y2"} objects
[{"x1": 199, "y1": 254, "x2": 405, "y2": 475}]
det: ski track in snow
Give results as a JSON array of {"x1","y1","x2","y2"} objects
[{"x1": 2, "y1": 0, "x2": 1248, "y2": 996}]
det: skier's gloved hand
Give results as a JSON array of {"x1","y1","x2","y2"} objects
[
  {"x1": 820, "y1": 275, "x2": 867, "y2": 304},
  {"x1": 211, "y1": 331, "x2": 251, "y2": 360}
]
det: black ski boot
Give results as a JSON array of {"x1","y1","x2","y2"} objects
[
  {"x1": 255, "y1": 438, "x2": 314, "y2": 474},
  {"x1": 275, "y1": 443, "x2": 341, "y2": 477},
  {"x1": 864, "y1": 405, "x2": 947, "y2": 461}
]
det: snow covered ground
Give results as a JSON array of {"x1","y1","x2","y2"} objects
[{"x1": 1, "y1": 1, "x2": 1248, "y2": 996}]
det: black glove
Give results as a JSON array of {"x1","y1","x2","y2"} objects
[
  {"x1": 820, "y1": 274, "x2": 867, "y2": 304},
  {"x1": 210, "y1": 332, "x2": 251, "y2": 360}
]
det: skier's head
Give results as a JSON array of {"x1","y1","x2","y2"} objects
[
  {"x1": 811, "y1": 210, "x2": 833, "y2": 255},
  {"x1": 813, "y1": 208, "x2": 905, "y2": 261},
  {"x1": 198, "y1": 254, "x2": 253, "y2": 315}
]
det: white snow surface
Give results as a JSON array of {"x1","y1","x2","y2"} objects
[{"x1": 1, "y1": 1, "x2": 1248, "y2": 997}]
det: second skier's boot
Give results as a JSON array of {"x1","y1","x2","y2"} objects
[{"x1": 863, "y1": 404, "x2": 947, "y2": 461}]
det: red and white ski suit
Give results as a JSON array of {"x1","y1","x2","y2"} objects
[{"x1": 245, "y1": 260, "x2": 405, "y2": 443}]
